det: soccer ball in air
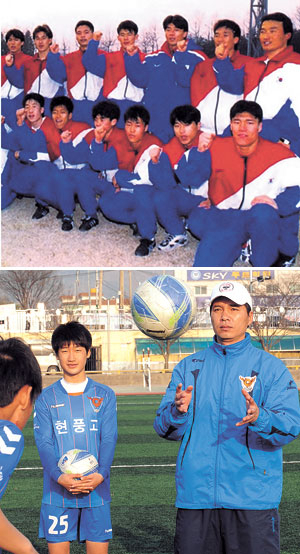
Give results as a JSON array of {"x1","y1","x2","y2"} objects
[
  {"x1": 58, "y1": 449, "x2": 98, "y2": 475},
  {"x1": 131, "y1": 275, "x2": 196, "y2": 340}
]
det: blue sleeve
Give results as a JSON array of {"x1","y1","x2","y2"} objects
[
  {"x1": 4, "y1": 64, "x2": 24, "y2": 88},
  {"x1": 46, "y1": 52, "x2": 67, "y2": 84},
  {"x1": 0, "y1": 423, "x2": 24, "y2": 499},
  {"x1": 176, "y1": 147, "x2": 211, "y2": 189},
  {"x1": 33, "y1": 394, "x2": 62, "y2": 482},
  {"x1": 114, "y1": 169, "x2": 141, "y2": 189},
  {"x1": 213, "y1": 57, "x2": 244, "y2": 94},
  {"x1": 153, "y1": 362, "x2": 191, "y2": 441},
  {"x1": 1, "y1": 124, "x2": 19, "y2": 150},
  {"x1": 148, "y1": 151, "x2": 177, "y2": 190},
  {"x1": 98, "y1": 389, "x2": 118, "y2": 480},
  {"x1": 88, "y1": 141, "x2": 118, "y2": 171},
  {"x1": 250, "y1": 364, "x2": 300, "y2": 446},
  {"x1": 276, "y1": 186, "x2": 300, "y2": 217},
  {"x1": 124, "y1": 52, "x2": 148, "y2": 88},
  {"x1": 60, "y1": 139, "x2": 90, "y2": 165},
  {"x1": 82, "y1": 40, "x2": 106, "y2": 76}
]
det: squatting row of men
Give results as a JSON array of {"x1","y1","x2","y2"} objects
[{"x1": 1, "y1": 12, "x2": 300, "y2": 265}]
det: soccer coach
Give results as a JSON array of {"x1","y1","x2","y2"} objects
[{"x1": 154, "y1": 281, "x2": 300, "y2": 554}]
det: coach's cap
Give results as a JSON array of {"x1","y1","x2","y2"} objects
[{"x1": 210, "y1": 281, "x2": 253, "y2": 310}]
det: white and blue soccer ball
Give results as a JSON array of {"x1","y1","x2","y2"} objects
[
  {"x1": 58, "y1": 449, "x2": 98, "y2": 475},
  {"x1": 131, "y1": 275, "x2": 196, "y2": 340}
]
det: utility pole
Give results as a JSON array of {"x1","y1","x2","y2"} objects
[
  {"x1": 247, "y1": 0, "x2": 268, "y2": 56},
  {"x1": 119, "y1": 270, "x2": 124, "y2": 310}
]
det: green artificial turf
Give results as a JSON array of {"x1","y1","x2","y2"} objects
[{"x1": 1, "y1": 394, "x2": 299, "y2": 553}]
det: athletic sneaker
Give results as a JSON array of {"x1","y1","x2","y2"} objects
[
  {"x1": 157, "y1": 233, "x2": 188, "y2": 252},
  {"x1": 272, "y1": 254, "x2": 296, "y2": 267},
  {"x1": 61, "y1": 215, "x2": 73, "y2": 231},
  {"x1": 79, "y1": 216, "x2": 99, "y2": 231},
  {"x1": 135, "y1": 238, "x2": 156, "y2": 257},
  {"x1": 238, "y1": 239, "x2": 252, "y2": 263},
  {"x1": 32, "y1": 203, "x2": 49, "y2": 220}
]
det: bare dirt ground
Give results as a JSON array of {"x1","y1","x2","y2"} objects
[{"x1": 2, "y1": 197, "x2": 299, "y2": 269}]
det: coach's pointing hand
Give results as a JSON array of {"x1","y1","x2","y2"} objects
[{"x1": 175, "y1": 383, "x2": 193, "y2": 413}]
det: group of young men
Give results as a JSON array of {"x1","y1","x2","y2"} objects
[{"x1": 1, "y1": 11, "x2": 300, "y2": 265}]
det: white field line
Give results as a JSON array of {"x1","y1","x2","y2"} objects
[{"x1": 14, "y1": 461, "x2": 300, "y2": 471}]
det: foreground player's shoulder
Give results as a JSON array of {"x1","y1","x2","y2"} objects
[{"x1": 0, "y1": 420, "x2": 24, "y2": 478}]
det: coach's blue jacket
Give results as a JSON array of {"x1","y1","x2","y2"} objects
[{"x1": 154, "y1": 333, "x2": 300, "y2": 510}]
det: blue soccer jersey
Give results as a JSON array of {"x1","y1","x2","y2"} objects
[
  {"x1": 0, "y1": 420, "x2": 24, "y2": 499},
  {"x1": 34, "y1": 378, "x2": 117, "y2": 508}
]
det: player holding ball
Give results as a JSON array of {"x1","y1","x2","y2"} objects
[{"x1": 34, "y1": 321, "x2": 117, "y2": 554}]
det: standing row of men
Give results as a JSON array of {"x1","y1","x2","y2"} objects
[{"x1": 1, "y1": 12, "x2": 300, "y2": 265}]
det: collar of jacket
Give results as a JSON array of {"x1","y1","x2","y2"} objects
[
  {"x1": 211, "y1": 332, "x2": 252, "y2": 356},
  {"x1": 259, "y1": 44, "x2": 294, "y2": 64}
]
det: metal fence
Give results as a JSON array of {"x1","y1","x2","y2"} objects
[{"x1": 1, "y1": 306, "x2": 300, "y2": 334}]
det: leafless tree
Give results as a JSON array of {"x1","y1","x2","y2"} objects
[
  {"x1": 0, "y1": 270, "x2": 63, "y2": 309},
  {"x1": 249, "y1": 274, "x2": 300, "y2": 351},
  {"x1": 139, "y1": 26, "x2": 159, "y2": 53},
  {"x1": 101, "y1": 30, "x2": 117, "y2": 52}
]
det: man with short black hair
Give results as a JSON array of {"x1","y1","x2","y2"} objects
[
  {"x1": 98, "y1": 104, "x2": 163, "y2": 256},
  {"x1": 46, "y1": 20, "x2": 105, "y2": 124},
  {"x1": 124, "y1": 14, "x2": 206, "y2": 141},
  {"x1": 214, "y1": 12, "x2": 300, "y2": 155},
  {"x1": 154, "y1": 280, "x2": 300, "y2": 554},
  {"x1": 190, "y1": 19, "x2": 248, "y2": 135},
  {"x1": 82, "y1": 20, "x2": 145, "y2": 126},
  {"x1": 4, "y1": 24, "x2": 65, "y2": 118},
  {"x1": 1, "y1": 28, "x2": 31, "y2": 126},
  {"x1": 147, "y1": 104, "x2": 211, "y2": 252},
  {"x1": 186, "y1": 100, "x2": 300, "y2": 266},
  {"x1": 1, "y1": 92, "x2": 61, "y2": 217}
]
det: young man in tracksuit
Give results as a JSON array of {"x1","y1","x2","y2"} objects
[
  {"x1": 98, "y1": 104, "x2": 163, "y2": 256},
  {"x1": 1, "y1": 29, "x2": 32, "y2": 127},
  {"x1": 213, "y1": 12, "x2": 300, "y2": 156},
  {"x1": 82, "y1": 20, "x2": 145, "y2": 127},
  {"x1": 4, "y1": 24, "x2": 65, "y2": 118},
  {"x1": 124, "y1": 14, "x2": 207, "y2": 142},
  {"x1": 58, "y1": 100, "x2": 130, "y2": 232},
  {"x1": 190, "y1": 19, "x2": 249, "y2": 135},
  {"x1": 46, "y1": 20, "x2": 105, "y2": 125},
  {"x1": 186, "y1": 100, "x2": 300, "y2": 267},
  {"x1": 147, "y1": 104, "x2": 211, "y2": 252},
  {"x1": 154, "y1": 280, "x2": 300, "y2": 554},
  {"x1": 1, "y1": 92, "x2": 62, "y2": 218}
]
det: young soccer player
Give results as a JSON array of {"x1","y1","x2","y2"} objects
[
  {"x1": 99, "y1": 104, "x2": 163, "y2": 256},
  {"x1": 1, "y1": 29, "x2": 32, "y2": 127},
  {"x1": 82, "y1": 20, "x2": 145, "y2": 127},
  {"x1": 0, "y1": 337, "x2": 42, "y2": 554},
  {"x1": 4, "y1": 24, "x2": 65, "y2": 118},
  {"x1": 47, "y1": 21, "x2": 105, "y2": 125},
  {"x1": 1, "y1": 92, "x2": 61, "y2": 217},
  {"x1": 34, "y1": 321, "x2": 117, "y2": 554}
]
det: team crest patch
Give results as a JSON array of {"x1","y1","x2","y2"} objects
[
  {"x1": 239, "y1": 375, "x2": 257, "y2": 392},
  {"x1": 219, "y1": 282, "x2": 234, "y2": 293},
  {"x1": 87, "y1": 396, "x2": 104, "y2": 412}
]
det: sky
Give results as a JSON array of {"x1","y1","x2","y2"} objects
[{"x1": 2, "y1": 0, "x2": 299, "y2": 49}]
